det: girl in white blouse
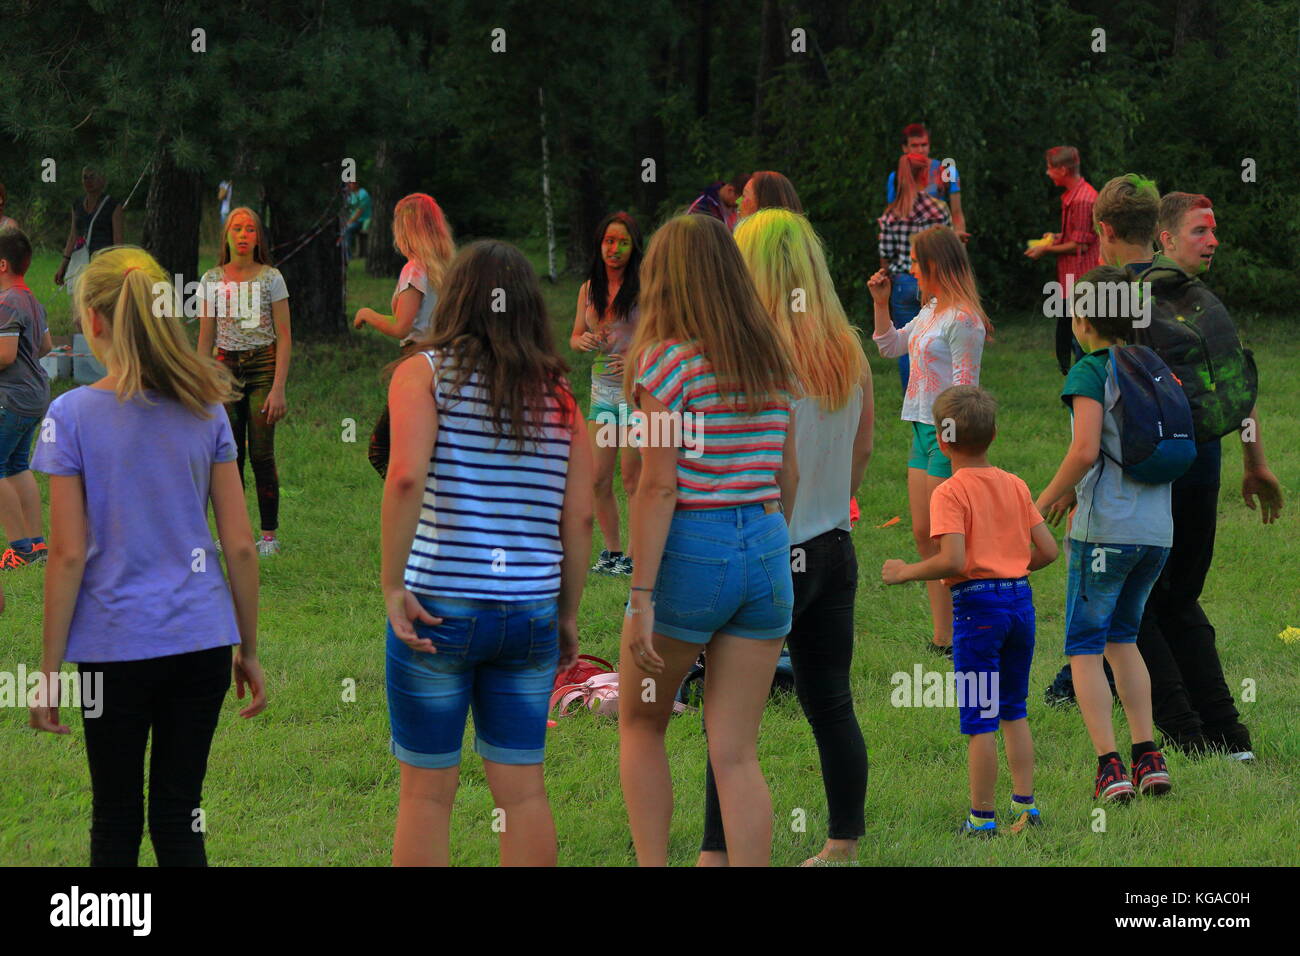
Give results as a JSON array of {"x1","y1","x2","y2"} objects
[{"x1": 868, "y1": 225, "x2": 991, "y2": 652}]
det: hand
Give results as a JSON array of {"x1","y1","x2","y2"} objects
[
  {"x1": 622, "y1": 596, "x2": 663, "y2": 675},
  {"x1": 605, "y1": 355, "x2": 625, "y2": 375},
  {"x1": 54, "y1": 265, "x2": 66, "y2": 287},
  {"x1": 1038, "y1": 491, "x2": 1076, "y2": 527},
  {"x1": 577, "y1": 331, "x2": 601, "y2": 352},
  {"x1": 956, "y1": 231, "x2": 971, "y2": 244},
  {"x1": 1024, "y1": 244, "x2": 1049, "y2": 260},
  {"x1": 557, "y1": 615, "x2": 579, "y2": 673},
  {"x1": 28, "y1": 669, "x2": 71, "y2": 734},
  {"x1": 386, "y1": 588, "x2": 442, "y2": 652},
  {"x1": 353, "y1": 308, "x2": 374, "y2": 330},
  {"x1": 261, "y1": 387, "x2": 287, "y2": 425},
  {"x1": 881, "y1": 558, "x2": 909, "y2": 585},
  {"x1": 1241, "y1": 467, "x2": 1283, "y2": 524},
  {"x1": 867, "y1": 268, "x2": 892, "y2": 305},
  {"x1": 233, "y1": 649, "x2": 268, "y2": 718}
]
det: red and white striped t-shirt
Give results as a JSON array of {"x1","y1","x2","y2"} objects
[{"x1": 634, "y1": 339, "x2": 791, "y2": 509}]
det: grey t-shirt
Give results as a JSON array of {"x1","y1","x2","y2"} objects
[
  {"x1": 1062, "y1": 349, "x2": 1173, "y2": 547},
  {"x1": 0, "y1": 284, "x2": 51, "y2": 418}
]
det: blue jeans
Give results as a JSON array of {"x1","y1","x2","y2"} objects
[
  {"x1": 888, "y1": 271, "x2": 923, "y2": 391},
  {"x1": 1065, "y1": 540, "x2": 1170, "y2": 655},
  {"x1": 385, "y1": 594, "x2": 560, "y2": 768},
  {"x1": 951, "y1": 578, "x2": 1036, "y2": 735},
  {"x1": 0, "y1": 406, "x2": 41, "y2": 478},
  {"x1": 651, "y1": 503, "x2": 793, "y2": 643}
]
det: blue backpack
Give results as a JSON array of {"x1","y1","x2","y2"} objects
[{"x1": 1102, "y1": 345, "x2": 1196, "y2": 484}]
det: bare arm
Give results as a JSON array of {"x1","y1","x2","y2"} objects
[
  {"x1": 569, "y1": 282, "x2": 598, "y2": 352},
  {"x1": 1036, "y1": 396, "x2": 1102, "y2": 519},
  {"x1": 0, "y1": 337, "x2": 16, "y2": 369},
  {"x1": 1028, "y1": 521, "x2": 1059, "y2": 571},
  {"x1": 111, "y1": 204, "x2": 124, "y2": 246},
  {"x1": 883, "y1": 532, "x2": 965, "y2": 583},
  {"x1": 557, "y1": 399, "x2": 595, "y2": 671},
  {"x1": 1240, "y1": 404, "x2": 1283, "y2": 523},
  {"x1": 270, "y1": 299, "x2": 291, "y2": 393},
  {"x1": 211, "y1": 458, "x2": 265, "y2": 717},
  {"x1": 29, "y1": 475, "x2": 88, "y2": 732},
  {"x1": 850, "y1": 365, "x2": 874, "y2": 494},
  {"x1": 949, "y1": 191, "x2": 967, "y2": 238},
  {"x1": 776, "y1": 404, "x2": 798, "y2": 522},
  {"x1": 39, "y1": 331, "x2": 53, "y2": 359}
]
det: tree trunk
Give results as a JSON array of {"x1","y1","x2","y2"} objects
[
  {"x1": 365, "y1": 139, "x2": 404, "y2": 279},
  {"x1": 264, "y1": 171, "x2": 347, "y2": 339},
  {"x1": 753, "y1": 0, "x2": 786, "y2": 156},
  {"x1": 141, "y1": 148, "x2": 202, "y2": 282},
  {"x1": 564, "y1": 130, "x2": 604, "y2": 276},
  {"x1": 695, "y1": 0, "x2": 712, "y2": 118}
]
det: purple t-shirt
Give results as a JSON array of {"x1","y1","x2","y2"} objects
[{"x1": 31, "y1": 386, "x2": 242, "y2": 663}]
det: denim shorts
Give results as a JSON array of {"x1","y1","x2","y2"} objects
[
  {"x1": 0, "y1": 406, "x2": 42, "y2": 479},
  {"x1": 385, "y1": 594, "x2": 560, "y2": 769},
  {"x1": 651, "y1": 503, "x2": 793, "y2": 643},
  {"x1": 951, "y1": 578, "x2": 1036, "y2": 735},
  {"x1": 587, "y1": 377, "x2": 630, "y2": 423},
  {"x1": 1064, "y1": 539, "x2": 1170, "y2": 655},
  {"x1": 907, "y1": 421, "x2": 952, "y2": 479}
]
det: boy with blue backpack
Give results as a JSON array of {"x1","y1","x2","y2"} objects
[{"x1": 1036, "y1": 265, "x2": 1194, "y2": 802}]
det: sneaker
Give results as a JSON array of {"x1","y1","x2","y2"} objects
[
  {"x1": 1094, "y1": 756, "x2": 1136, "y2": 803},
  {"x1": 0, "y1": 547, "x2": 38, "y2": 570},
  {"x1": 611, "y1": 554, "x2": 633, "y2": 576},
  {"x1": 1225, "y1": 751, "x2": 1256, "y2": 762},
  {"x1": 28, "y1": 542, "x2": 48, "y2": 565},
  {"x1": 590, "y1": 549, "x2": 616, "y2": 575},
  {"x1": 1133, "y1": 750, "x2": 1172, "y2": 796},
  {"x1": 958, "y1": 818, "x2": 997, "y2": 837},
  {"x1": 928, "y1": 642, "x2": 953, "y2": 658},
  {"x1": 1007, "y1": 806, "x2": 1042, "y2": 832},
  {"x1": 257, "y1": 536, "x2": 280, "y2": 557}
]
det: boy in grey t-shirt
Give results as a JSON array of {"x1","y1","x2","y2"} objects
[
  {"x1": 0, "y1": 228, "x2": 53, "y2": 569},
  {"x1": 1035, "y1": 266, "x2": 1174, "y2": 806}
]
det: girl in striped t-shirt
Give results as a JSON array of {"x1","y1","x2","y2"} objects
[
  {"x1": 381, "y1": 241, "x2": 594, "y2": 866},
  {"x1": 619, "y1": 214, "x2": 798, "y2": 867}
]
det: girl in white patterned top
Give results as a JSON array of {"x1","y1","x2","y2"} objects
[{"x1": 869, "y1": 225, "x2": 991, "y2": 652}]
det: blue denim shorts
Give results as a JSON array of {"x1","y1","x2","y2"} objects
[
  {"x1": 651, "y1": 503, "x2": 793, "y2": 644},
  {"x1": 0, "y1": 407, "x2": 42, "y2": 479},
  {"x1": 951, "y1": 578, "x2": 1036, "y2": 735},
  {"x1": 1064, "y1": 539, "x2": 1170, "y2": 655},
  {"x1": 385, "y1": 594, "x2": 560, "y2": 769}
]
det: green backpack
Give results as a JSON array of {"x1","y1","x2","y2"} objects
[{"x1": 1129, "y1": 256, "x2": 1258, "y2": 444}]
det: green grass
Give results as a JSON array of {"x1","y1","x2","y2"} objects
[{"x1": 2, "y1": 246, "x2": 1297, "y2": 866}]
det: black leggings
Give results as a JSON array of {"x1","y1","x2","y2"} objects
[
  {"x1": 701, "y1": 529, "x2": 868, "y2": 850},
  {"x1": 218, "y1": 343, "x2": 280, "y2": 532},
  {"x1": 78, "y1": 645, "x2": 232, "y2": 866}
]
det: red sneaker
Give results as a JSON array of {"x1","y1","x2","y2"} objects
[
  {"x1": 1133, "y1": 750, "x2": 1172, "y2": 796},
  {"x1": 1095, "y1": 756, "x2": 1136, "y2": 802}
]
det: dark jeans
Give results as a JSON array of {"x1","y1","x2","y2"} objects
[
  {"x1": 218, "y1": 343, "x2": 280, "y2": 531},
  {"x1": 889, "y1": 272, "x2": 923, "y2": 391},
  {"x1": 1136, "y1": 480, "x2": 1251, "y2": 752},
  {"x1": 1055, "y1": 313, "x2": 1085, "y2": 374},
  {"x1": 700, "y1": 528, "x2": 867, "y2": 851},
  {"x1": 79, "y1": 645, "x2": 232, "y2": 866}
]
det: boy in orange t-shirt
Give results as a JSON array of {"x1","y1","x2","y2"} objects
[{"x1": 883, "y1": 386, "x2": 1059, "y2": 835}]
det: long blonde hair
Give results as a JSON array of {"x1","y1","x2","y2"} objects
[
  {"x1": 622, "y1": 214, "x2": 794, "y2": 410},
  {"x1": 393, "y1": 193, "x2": 455, "y2": 293},
  {"x1": 911, "y1": 225, "x2": 993, "y2": 336},
  {"x1": 735, "y1": 209, "x2": 865, "y2": 411},
  {"x1": 76, "y1": 246, "x2": 236, "y2": 415}
]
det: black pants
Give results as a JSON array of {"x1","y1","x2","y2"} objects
[
  {"x1": 1136, "y1": 481, "x2": 1251, "y2": 753},
  {"x1": 1056, "y1": 314, "x2": 1085, "y2": 375},
  {"x1": 79, "y1": 645, "x2": 232, "y2": 866},
  {"x1": 700, "y1": 529, "x2": 867, "y2": 851},
  {"x1": 218, "y1": 343, "x2": 280, "y2": 531}
]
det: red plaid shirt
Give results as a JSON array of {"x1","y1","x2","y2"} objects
[{"x1": 1058, "y1": 177, "x2": 1100, "y2": 285}]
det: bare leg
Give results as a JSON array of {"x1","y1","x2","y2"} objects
[
  {"x1": 908, "y1": 468, "x2": 952, "y2": 647},
  {"x1": 967, "y1": 732, "x2": 997, "y2": 815},
  {"x1": 1001, "y1": 718, "x2": 1034, "y2": 798},
  {"x1": 1106, "y1": 643, "x2": 1155, "y2": 747},
  {"x1": 588, "y1": 422, "x2": 621, "y2": 553},
  {"x1": 482, "y1": 760, "x2": 556, "y2": 866},
  {"x1": 618, "y1": 436, "x2": 641, "y2": 559},
  {"x1": 392, "y1": 762, "x2": 459, "y2": 867},
  {"x1": 1070, "y1": 653, "x2": 1118, "y2": 756},
  {"x1": 701, "y1": 632, "x2": 785, "y2": 867}
]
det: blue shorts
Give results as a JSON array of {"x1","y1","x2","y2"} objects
[
  {"x1": 651, "y1": 503, "x2": 793, "y2": 643},
  {"x1": 1064, "y1": 539, "x2": 1170, "y2": 655},
  {"x1": 0, "y1": 407, "x2": 41, "y2": 479},
  {"x1": 587, "y1": 377, "x2": 630, "y2": 423},
  {"x1": 385, "y1": 594, "x2": 560, "y2": 769},
  {"x1": 950, "y1": 578, "x2": 1036, "y2": 735},
  {"x1": 907, "y1": 422, "x2": 952, "y2": 479}
]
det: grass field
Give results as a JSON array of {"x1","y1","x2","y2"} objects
[{"x1": 2, "y1": 245, "x2": 1297, "y2": 866}]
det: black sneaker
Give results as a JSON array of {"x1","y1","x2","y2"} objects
[
  {"x1": 1132, "y1": 750, "x2": 1172, "y2": 796},
  {"x1": 1044, "y1": 665, "x2": 1077, "y2": 708},
  {"x1": 590, "y1": 550, "x2": 616, "y2": 575},
  {"x1": 1094, "y1": 756, "x2": 1136, "y2": 803},
  {"x1": 611, "y1": 554, "x2": 633, "y2": 576},
  {"x1": 928, "y1": 642, "x2": 953, "y2": 658}
]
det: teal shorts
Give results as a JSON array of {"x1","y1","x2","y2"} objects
[
  {"x1": 907, "y1": 421, "x2": 952, "y2": 479},
  {"x1": 587, "y1": 377, "x2": 630, "y2": 424}
]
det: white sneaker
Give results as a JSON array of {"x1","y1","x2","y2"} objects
[
  {"x1": 1225, "y1": 751, "x2": 1255, "y2": 762},
  {"x1": 257, "y1": 536, "x2": 280, "y2": 557}
]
